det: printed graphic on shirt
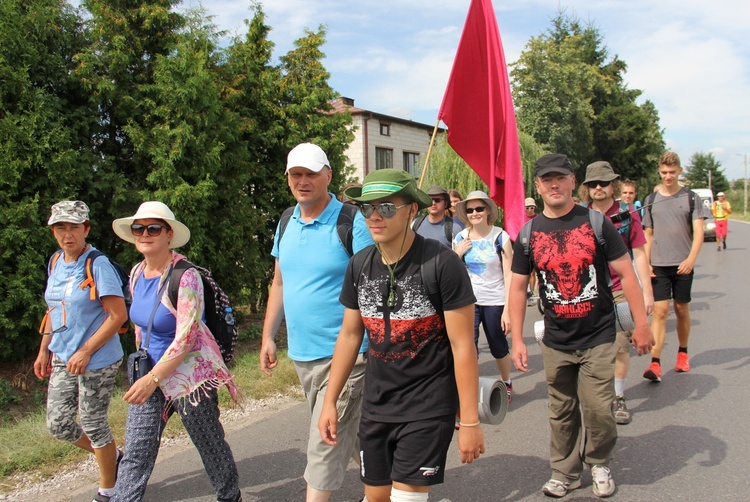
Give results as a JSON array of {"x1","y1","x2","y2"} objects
[
  {"x1": 358, "y1": 270, "x2": 447, "y2": 362},
  {"x1": 532, "y1": 224, "x2": 598, "y2": 318}
]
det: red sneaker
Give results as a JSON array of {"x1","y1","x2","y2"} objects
[
  {"x1": 675, "y1": 352, "x2": 690, "y2": 372},
  {"x1": 643, "y1": 361, "x2": 662, "y2": 382}
]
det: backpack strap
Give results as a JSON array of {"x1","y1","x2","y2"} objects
[
  {"x1": 587, "y1": 210, "x2": 612, "y2": 288},
  {"x1": 168, "y1": 259, "x2": 194, "y2": 309},
  {"x1": 443, "y1": 217, "x2": 453, "y2": 245},
  {"x1": 519, "y1": 217, "x2": 536, "y2": 271},
  {"x1": 419, "y1": 238, "x2": 445, "y2": 315},
  {"x1": 79, "y1": 250, "x2": 104, "y2": 301},
  {"x1": 278, "y1": 203, "x2": 357, "y2": 257},
  {"x1": 411, "y1": 214, "x2": 427, "y2": 232}
]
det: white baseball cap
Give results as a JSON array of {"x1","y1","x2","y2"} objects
[{"x1": 285, "y1": 143, "x2": 330, "y2": 174}]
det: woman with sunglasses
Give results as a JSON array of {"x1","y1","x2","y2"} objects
[
  {"x1": 453, "y1": 191, "x2": 515, "y2": 402},
  {"x1": 35, "y1": 201, "x2": 127, "y2": 502},
  {"x1": 111, "y1": 201, "x2": 242, "y2": 502}
]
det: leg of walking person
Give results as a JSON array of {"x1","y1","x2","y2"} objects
[
  {"x1": 112, "y1": 390, "x2": 169, "y2": 502},
  {"x1": 179, "y1": 388, "x2": 241, "y2": 502}
]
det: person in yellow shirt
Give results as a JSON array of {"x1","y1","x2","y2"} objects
[{"x1": 711, "y1": 192, "x2": 732, "y2": 251}]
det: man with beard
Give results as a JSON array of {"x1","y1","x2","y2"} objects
[{"x1": 508, "y1": 154, "x2": 654, "y2": 499}]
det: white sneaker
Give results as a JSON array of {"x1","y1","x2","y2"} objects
[
  {"x1": 542, "y1": 478, "x2": 581, "y2": 497},
  {"x1": 591, "y1": 465, "x2": 615, "y2": 497}
]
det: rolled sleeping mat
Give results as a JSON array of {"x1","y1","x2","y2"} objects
[
  {"x1": 533, "y1": 302, "x2": 636, "y2": 345},
  {"x1": 478, "y1": 377, "x2": 508, "y2": 425},
  {"x1": 534, "y1": 319, "x2": 545, "y2": 344}
]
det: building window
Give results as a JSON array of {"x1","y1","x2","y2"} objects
[
  {"x1": 376, "y1": 148, "x2": 393, "y2": 170},
  {"x1": 403, "y1": 152, "x2": 420, "y2": 177},
  {"x1": 380, "y1": 123, "x2": 390, "y2": 136}
]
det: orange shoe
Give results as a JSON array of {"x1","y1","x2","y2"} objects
[
  {"x1": 643, "y1": 361, "x2": 662, "y2": 382},
  {"x1": 675, "y1": 352, "x2": 690, "y2": 372}
]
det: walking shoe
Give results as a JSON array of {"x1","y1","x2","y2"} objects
[
  {"x1": 115, "y1": 449, "x2": 123, "y2": 481},
  {"x1": 506, "y1": 382, "x2": 513, "y2": 404},
  {"x1": 675, "y1": 352, "x2": 690, "y2": 372},
  {"x1": 643, "y1": 361, "x2": 662, "y2": 382},
  {"x1": 92, "y1": 492, "x2": 111, "y2": 502},
  {"x1": 591, "y1": 465, "x2": 615, "y2": 497},
  {"x1": 612, "y1": 396, "x2": 631, "y2": 425},
  {"x1": 542, "y1": 478, "x2": 581, "y2": 498},
  {"x1": 717, "y1": 246, "x2": 721, "y2": 251},
  {"x1": 723, "y1": 241, "x2": 726, "y2": 249}
]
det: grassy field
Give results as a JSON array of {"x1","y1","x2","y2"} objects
[{"x1": 0, "y1": 331, "x2": 301, "y2": 492}]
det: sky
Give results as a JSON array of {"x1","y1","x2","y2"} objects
[{"x1": 134, "y1": 1, "x2": 750, "y2": 180}]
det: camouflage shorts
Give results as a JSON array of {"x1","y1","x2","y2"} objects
[{"x1": 46, "y1": 356, "x2": 121, "y2": 448}]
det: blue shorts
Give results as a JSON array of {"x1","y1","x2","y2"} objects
[
  {"x1": 358, "y1": 414, "x2": 455, "y2": 487},
  {"x1": 474, "y1": 305, "x2": 510, "y2": 359},
  {"x1": 651, "y1": 266, "x2": 693, "y2": 303}
]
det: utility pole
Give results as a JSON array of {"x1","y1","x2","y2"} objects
[{"x1": 738, "y1": 153, "x2": 748, "y2": 216}]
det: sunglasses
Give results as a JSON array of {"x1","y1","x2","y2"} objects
[
  {"x1": 359, "y1": 202, "x2": 411, "y2": 219},
  {"x1": 431, "y1": 197, "x2": 446, "y2": 204},
  {"x1": 465, "y1": 206, "x2": 487, "y2": 214},
  {"x1": 584, "y1": 180, "x2": 612, "y2": 189},
  {"x1": 131, "y1": 224, "x2": 169, "y2": 237}
]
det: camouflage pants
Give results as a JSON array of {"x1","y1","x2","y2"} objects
[{"x1": 46, "y1": 356, "x2": 121, "y2": 448}]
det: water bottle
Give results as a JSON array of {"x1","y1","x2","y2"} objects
[{"x1": 224, "y1": 307, "x2": 235, "y2": 326}]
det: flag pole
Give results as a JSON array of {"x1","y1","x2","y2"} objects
[{"x1": 418, "y1": 118, "x2": 442, "y2": 189}]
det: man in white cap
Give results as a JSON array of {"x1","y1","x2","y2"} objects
[
  {"x1": 260, "y1": 143, "x2": 374, "y2": 502},
  {"x1": 711, "y1": 191, "x2": 731, "y2": 251}
]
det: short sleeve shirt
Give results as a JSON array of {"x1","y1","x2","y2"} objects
[
  {"x1": 413, "y1": 216, "x2": 458, "y2": 247},
  {"x1": 340, "y1": 235, "x2": 476, "y2": 422},
  {"x1": 453, "y1": 227, "x2": 509, "y2": 305},
  {"x1": 511, "y1": 205, "x2": 628, "y2": 350},
  {"x1": 642, "y1": 189, "x2": 704, "y2": 266},
  {"x1": 44, "y1": 246, "x2": 124, "y2": 369}
]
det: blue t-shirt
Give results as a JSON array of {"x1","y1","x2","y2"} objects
[
  {"x1": 44, "y1": 246, "x2": 124, "y2": 369},
  {"x1": 130, "y1": 275, "x2": 177, "y2": 366},
  {"x1": 272, "y1": 194, "x2": 373, "y2": 361}
]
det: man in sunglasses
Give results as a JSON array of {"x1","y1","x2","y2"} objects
[
  {"x1": 318, "y1": 169, "x2": 483, "y2": 502},
  {"x1": 508, "y1": 154, "x2": 654, "y2": 498},
  {"x1": 580, "y1": 161, "x2": 654, "y2": 426},
  {"x1": 411, "y1": 185, "x2": 457, "y2": 247},
  {"x1": 260, "y1": 143, "x2": 374, "y2": 502}
]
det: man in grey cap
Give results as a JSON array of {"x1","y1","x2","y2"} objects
[
  {"x1": 580, "y1": 161, "x2": 654, "y2": 425},
  {"x1": 411, "y1": 185, "x2": 458, "y2": 247},
  {"x1": 508, "y1": 153, "x2": 654, "y2": 498},
  {"x1": 260, "y1": 142, "x2": 374, "y2": 502}
]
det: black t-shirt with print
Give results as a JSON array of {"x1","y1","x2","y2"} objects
[
  {"x1": 511, "y1": 204, "x2": 628, "y2": 350},
  {"x1": 340, "y1": 234, "x2": 476, "y2": 423}
]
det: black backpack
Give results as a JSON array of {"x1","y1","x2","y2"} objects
[
  {"x1": 167, "y1": 260, "x2": 238, "y2": 364},
  {"x1": 278, "y1": 203, "x2": 357, "y2": 257},
  {"x1": 47, "y1": 249, "x2": 132, "y2": 334},
  {"x1": 644, "y1": 188, "x2": 697, "y2": 236}
]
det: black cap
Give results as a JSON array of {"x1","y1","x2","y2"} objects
[{"x1": 534, "y1": 154, "x2": 574, "y2": 178}]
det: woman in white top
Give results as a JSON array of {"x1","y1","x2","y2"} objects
[{"x1": 453, "y1": 191, "x2": 514, "y2": 401}]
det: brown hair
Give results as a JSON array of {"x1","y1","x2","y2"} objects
[{"x1": 659, "y1": 151, "x2": 681, "y2": 167}]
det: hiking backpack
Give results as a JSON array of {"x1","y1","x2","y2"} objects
[
  {"x1": 47, "y1": 249, "x2": 132, "y2": 334},
  {"x1": 644, "y1": 188, "x2": 697, "y2": 236},
  {"x1": 278, "y1": 203, "x2": 358, "y2": 257},
  {"x1": 167, "y1": 260, "x2": 238, "y2": 364},
  {"x1": 411, "y1": 214, "x2": 454, "y2": 246}
]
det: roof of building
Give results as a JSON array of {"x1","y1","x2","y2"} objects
[{"x1": 330, "y1": 97, "x2": 444, "y2": 133}]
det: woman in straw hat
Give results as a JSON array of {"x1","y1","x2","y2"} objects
[
  {"x1": 453, "y1": 191, "x2": 515, "y2": 402},
  {"x1": 35, "y1": 200, "x2": 127, "y2": 502},
  {"x1": 111, "y1": 201, "x2": 242, "y2": 502}
]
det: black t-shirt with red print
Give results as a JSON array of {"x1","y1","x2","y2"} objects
[
  {"x1": 511, "y1": 204, "x2": 628, "y2": 350},
  {"x1": 340, "y1": 234, "x2": 475, "y2": 423}
]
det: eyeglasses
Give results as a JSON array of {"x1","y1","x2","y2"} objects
[
  {"x1": 431, "y1": 197, "x2": 446, "y2": 204},
  {"x1": 131, "y1": 224, "x2": 168, "y2": 237},
  {"x1": 584, "y1": 180, "x2": 612, "y2": 189},
  {"x1": 465, "y1": 206, "x2": 486, "y2": 214},
  {"x1": 359, "y1": 202, "x2": 411, "y2": 219}
]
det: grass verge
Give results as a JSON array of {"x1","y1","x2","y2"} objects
[{"x1": 0, "y1": 347, "x2": 301, "y2": 492}]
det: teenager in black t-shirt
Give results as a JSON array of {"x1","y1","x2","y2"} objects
[{"x1": 318, "y1": 169, "x2": 483, "y2": 502}]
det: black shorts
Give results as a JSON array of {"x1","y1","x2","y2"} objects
[
  {"x1": 651, "y1": 265, "x2": 693, "y2": 303},
  {"x1": 358, "y1": 414, "x2": 455, "y2": 487}
]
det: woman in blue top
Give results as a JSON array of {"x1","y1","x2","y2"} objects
[
  {"x1": 34, "y1": 201, "x2": 127, "y2": 502},
  {"x1": 453, "y1": 191, "x2": 514, "y2": 402}
]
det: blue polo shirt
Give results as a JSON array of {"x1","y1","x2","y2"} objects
[{"x1": 272, "y1": 194, "x2": 373, "y2": 361}]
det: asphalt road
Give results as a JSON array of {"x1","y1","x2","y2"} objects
[{"x1": 59, "y1": 221, "x2": 750, "y2": 501}]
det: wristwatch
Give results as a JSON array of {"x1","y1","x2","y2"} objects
[{"x1": 148, "y1": 371, "x2": 160, "y2": 385}]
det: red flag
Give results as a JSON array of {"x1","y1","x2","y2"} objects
[{"x1": 438, "y1": 0, "x2": 525, "y2": 239}]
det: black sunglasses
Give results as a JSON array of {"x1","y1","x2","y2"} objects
[
  {"x1": 131, "y1": 224, "x2": 168, "y2": 237},
  {"x1": 431, "y1": 197, "x2": 446, "y2": 204},
  {"x1": 359, "y1": 202, "x2": 410, "y2": 219},
  {"x1": 465, "y1": 206, "x2": 487, "y2": 214},
  {"x1": 584, "y1": 180, "x2": 612, "y2": 189}
]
